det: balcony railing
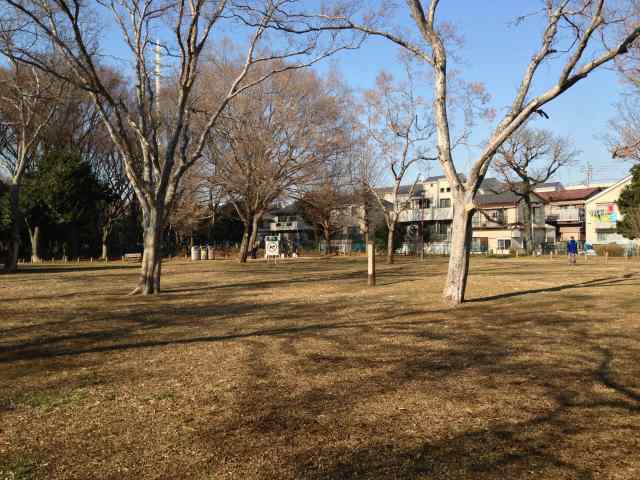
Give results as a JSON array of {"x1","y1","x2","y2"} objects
[
  {"x1": 472, "y1": 218, "x2": 506, "y2": 229},
  {"x1": 546, "y1": 208, "x2": 585, "y2": 223},
  {"x1": 270, "y1": 221, "x2": 309, "y2": 231},
  {"x1": 399, "y1": 207, "x2": 453, "y2": 223}
]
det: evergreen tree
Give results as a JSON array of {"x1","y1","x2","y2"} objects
[{"x1": 617, "y1": 164, "x2": 640, "y2": 240}]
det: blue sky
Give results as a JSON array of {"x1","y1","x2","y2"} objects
[{"x1": 99, "y1": 1, "x2": 635, "y2": 186}]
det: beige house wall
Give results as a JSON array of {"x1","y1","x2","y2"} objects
[{"x1": 585, "y1": 177, "x2": 634, "y2": 246}]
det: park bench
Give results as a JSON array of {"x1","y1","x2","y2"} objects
[{"x1": 122, "y1": 253, "x2": 142, "y2": 262}]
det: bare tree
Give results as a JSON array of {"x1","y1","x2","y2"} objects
[
  {"x1": 212, "y1": 63, "x2": 352, "y2": 262},
  {"x1": 363, "y1": 68, "x2": 436, "y2": 264},
  {"x1": 94, "y1": 150, "x2": 133, "y2": 260},
  {"x1": 299, "y1": 166, "x2": 349, "y2": 253},
  {"x1": 167, "y1": 161, "x2": 217, "y2": 250},
  {"x1": 1, "y1": 0, "x2": 359, "y2": 293},
  {"x1": 0, "y1": 52, "x2": 61, "y2": 270},
  {"x1": 313, "y1": 0, "x2": 640, "y2": 305},
  {"x1": 493, "y1": 127, "x2": 578, "y2": 253}
]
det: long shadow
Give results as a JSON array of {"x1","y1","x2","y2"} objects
[
  {"x1": 0, "y1": 264, "x2": 139, "y2": 275},
  {"x1": 467, "y1": 273, "x2": 637, "y2": 303},
  {"x1": 0, "y1": 320, "x2": 361, "y2": 363}
]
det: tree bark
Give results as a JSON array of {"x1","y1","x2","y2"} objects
[
  {"x1": 443, "y1": 206, "x2": 474, "y2": 306},
  {"x1": 386, "y1": 221, "x2": 396, "y2": 264},
  {"x1": 247, "y1": 214, "x2": 261, "y2": 259},
  {"x1": 238, "y1": 223, "x2": 250, "y2": 263},
  {"x1": 131, "y1": 206, "x2": 163, "y2": 295},
  {"x1": 29, "y1": 225, "x2": 41, "y2": 263},
  {"x1": 4, "y1": 183, "x2": 20, "y2": 272},
  {"x1": 100, "y1": 225, "x2": 111, "y2": 260},
  {"x1": 323, "y1": 224, "x2": 331, "y2": 255}
]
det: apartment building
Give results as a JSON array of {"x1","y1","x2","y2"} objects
[{"x1": 378, "y1": 175, "x2": 455, "y2": 244}]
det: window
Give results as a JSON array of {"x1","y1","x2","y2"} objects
[
  {"x1": 440, "y1": 187, "x2": 445, "y2": 193},
  {"x1": 497, "y1": 239, "x2": 511, "y2": 250},
  {"x1": 597, "y1": 229, "x2": 616, "y2": 242},
  {"x1": 490, "y1": 209, "x2": 505, "y2": 223},
  {"x1": 471, "y1": 237, "x2": 488, "y2": 252},
  {"x1": 446, "y1": 187, "x2": 451, "y2": 192},
  {"x1": 436, "y1": 222, "x2": 449, "y2": 235},
  {"x1": 439, "y1": 198, "x2": 451, "y2": 208}
]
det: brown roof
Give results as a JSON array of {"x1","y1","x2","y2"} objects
[{"x1": 536, "y1": 187, "x2": 601, "y2": 203}]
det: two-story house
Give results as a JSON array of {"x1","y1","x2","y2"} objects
[
  {"x1": 259, "y1": 204, "x2": 314, "y2": 246},
  {"x1": 585, "y1": 175, "x2": 636, "y2": 247},
  {"x1": 535, "y1": 187, "x2": 602, "y2": 244},
  {"x1": 471, "y1": 190, "x2": 548, "y2": 254}
]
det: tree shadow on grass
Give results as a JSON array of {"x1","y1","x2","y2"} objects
[{"x1": 466, "y1": 273, "x2": 638, "y2": 303}]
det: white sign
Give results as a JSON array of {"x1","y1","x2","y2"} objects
[{"x1": 265, "y1": 240, "x2": 280, "y2": 257}]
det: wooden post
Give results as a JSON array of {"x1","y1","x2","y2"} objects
[
  {"x1": 367, "y1": 241, "x2": 376, "y2": 287},
  {"x1": 605, "y1": 251, "x2": 609, "y2": 264},
  {"x1": 550, "y1": 251, "x2": 553, "y2": 260},
  {"x1": 585, "y1": 252, "x2": 588, "y2": 263}
]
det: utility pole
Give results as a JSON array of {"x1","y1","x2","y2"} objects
[{"x1": 583, "y1": 162, "x2": 593, "y2": 186}]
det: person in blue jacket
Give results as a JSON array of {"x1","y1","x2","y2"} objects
[{"x1": 567, "y1": 236, "x2": 578, "y2": 265}]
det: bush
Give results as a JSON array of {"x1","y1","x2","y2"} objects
[{"x1": 594, "y1": 243, "x2": 626, "y2": 257}]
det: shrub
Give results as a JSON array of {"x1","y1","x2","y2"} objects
[{"x1": 594, "y1": 243, "x2": 625, "y2": 257}]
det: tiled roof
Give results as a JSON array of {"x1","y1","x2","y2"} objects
[
  {"x1": 535, "y1": 187, "x2": 602, "y2": 203},
  {"x1": 476, "y1": 191, "x2": 522, "y2": 206}
]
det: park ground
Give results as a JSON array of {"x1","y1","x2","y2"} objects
[{"x1": 0, "y1": 255, "x2": 639, "y2": 480}]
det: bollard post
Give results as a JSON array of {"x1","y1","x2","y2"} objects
[
  {"x1": 605, "y1": 251, "x2": 609, "y2": 264},
  {"x1": 367, "y1": 241, "x2": 376, "y2": 287}
]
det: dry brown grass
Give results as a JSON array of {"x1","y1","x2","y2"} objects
[{"x1": 1, "y1": 255, "x2": 639, "y2": 479}]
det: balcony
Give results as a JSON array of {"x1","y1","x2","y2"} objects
[
  {"x1": 546, "y1": 208, "x2": 585, "y2": 223},
  {"x1": 472, "y1": 218, "x2": 506, "y2": 229},
  {"x1": 270, "y1": 221, "x2": 309, "y2": 231},
  {"x1": 399, "y1": 207, "x2": 453, "y2": 223}
]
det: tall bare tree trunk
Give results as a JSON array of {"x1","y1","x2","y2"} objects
[
  {"x1": 4, "y1": 183, "x2": 20, "y2": 272},
  {"x1": 386, "y1": 221, "x2": 396, "y2": 264},
  {"x1": 443, "y1": 205, "x2": 474, "y2": 306},
  {"x1": 238, "y1": 223, "x2": 250, "y2": 263},
  {"x1": 132, "y1": 205, "x2": 163, "y2": 295},
  {"x1": 28, "y1": 225, "x2": 41, "y2": 263}
]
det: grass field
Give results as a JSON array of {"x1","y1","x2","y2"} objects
[{"x1": 1, "y1": 255, "x2": 639, "y2": 479}]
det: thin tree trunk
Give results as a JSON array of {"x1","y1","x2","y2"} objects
[
  {"x1": 522, "y1": 199, "x2": 533, "y2": 255},
  {"x1": 363, "y1": 200, "x2": 370, "y2": 245},
  {"x1": 131, "y1": 205, "x2": 163, "y2": 295},
  {"x1": 29, "y1": 225, "x2": 41, "y2": 263},
  {"x1": 386, "y1": 221, "x2": 395, "y2": 264},
  {"x1": 443, "y1": 205, "x2": 474, "y2": 306},
  {"x1": 238, "y1": 223, "x2": 250, "y2": 263},
  {"x1": 247, "y1": 214, "x2": 261, "y2": 259},
  {"x1": 323, "y1": 225, "x2": 331, "y2": 255},
  {"x1": 100, "y1": 225, "x2": 110, "y2": 260},
  {"x1": 4, "y1": 183, "x2": 20, "y2": 272}
]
